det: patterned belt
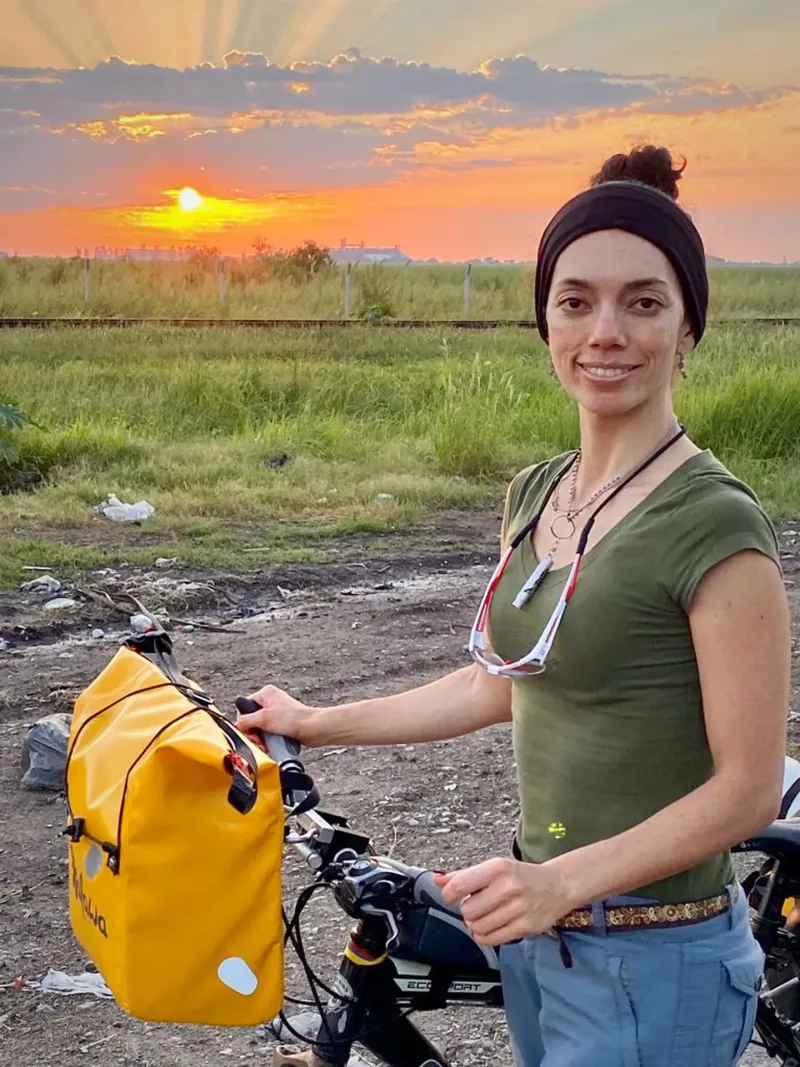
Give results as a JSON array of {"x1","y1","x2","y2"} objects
[{"x1": 554, "y1": 891, "x2": 732, "y2": 933}]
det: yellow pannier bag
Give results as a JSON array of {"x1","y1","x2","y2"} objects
[{"x1": 64, "y1": 629, "x2": 286, "y2": 1026}]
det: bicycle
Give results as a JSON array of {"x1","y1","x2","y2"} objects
[{"x1": 237, "y1": 698, "x2": 800, "y2": 1067}]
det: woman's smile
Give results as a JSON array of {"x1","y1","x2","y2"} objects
[{"x1": 576, "y1": 361, "x2": 642, "y2": 383}]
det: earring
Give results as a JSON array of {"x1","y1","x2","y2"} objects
[{"x1": 678, "y1": 355, "x2": 687, "y2": 379}]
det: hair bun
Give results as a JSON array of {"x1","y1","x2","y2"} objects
[{"x1": 590, "y1": 145, "x2": 686, "y2": 201}]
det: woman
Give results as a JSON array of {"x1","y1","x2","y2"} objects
[{"x1": 237, "y1": 146, "x2": 792, "y2": 1066}]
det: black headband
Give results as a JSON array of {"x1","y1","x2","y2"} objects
[{"x1": 534, "y1": 181, "x2": 708, "y2": 345}]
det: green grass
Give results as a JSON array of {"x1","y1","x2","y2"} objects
[
  {"x1": 1, "y1": 257, "x2": 800, "y2": 320},
  {"x1": 1, "y1": 317, "x2": 799, "y2": 588}
]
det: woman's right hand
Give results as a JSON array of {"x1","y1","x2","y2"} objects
[{"x1": 235, "y1": 684, "x2": 317, "y2": 749}]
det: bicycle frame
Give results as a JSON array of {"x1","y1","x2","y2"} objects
[
  {"x1": 280, "y1": 913, "x2": 503, "y2": 1067},
  {"x1": 270, "y1": 800, "x2": 505, "y2": 1067},
  {"x1": 261, "y1": 728, "x2": 800, "y2": 1067}
]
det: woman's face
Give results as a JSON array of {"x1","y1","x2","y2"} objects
[{"x1": 545, "y1": 229, "x2": 695, "y2": 417}]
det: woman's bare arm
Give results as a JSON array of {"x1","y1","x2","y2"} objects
[{"x1": 238, "y1": 663, "x2": 512, "y2": 748}]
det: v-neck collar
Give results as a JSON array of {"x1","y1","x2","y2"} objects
[{"x1": 519, "y1": 448, "x2": 713, "y2": 578}]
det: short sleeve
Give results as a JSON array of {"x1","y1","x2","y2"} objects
[
  {"x1": 501, "y1": 454, "x2": 577, "y2": 552},
  {"x1": 500, "y1": 461, "x2": 549, "y2": 552},
  {"x1": 665, "y1": 478, "x2": 781, "y2": 612},
  {"x1": 500, "y1": 470, "x2": 526, "y2": 551}
]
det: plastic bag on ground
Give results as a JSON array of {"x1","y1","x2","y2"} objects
[
  {"x1": 93, "y1": 493, "x2": 154, "y2": 523},
  {"x1": 21, "y1": 712, "x2": 71, "y2": 791},
  {"x1": 20, "y1": 575, "x2": 62, "y2": 597},
  {"x1": 37, "y1": 969, "x2": 114, "y2": 998}
]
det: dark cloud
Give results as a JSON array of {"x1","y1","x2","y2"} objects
[
  {"x1": 0, "y1": 118, "x2": 396, "y2": 210},
  {"x1": 223, "y1": 51, "x2": 272, "y2": 68},
  {"x1": 421, "y1": 157, "x2": 517, "y2": 172},
  {"x1": 640, "y1": 85, "x2": 778, "y2": 115},
  {"x1": 0, "y1": 49, "x2": 682, "y2": 129},
  {"x1": 0, "y1": 49, "x2": 781, "y2": 211}
]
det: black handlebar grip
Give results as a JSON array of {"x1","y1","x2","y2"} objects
[
  {"x1": 234, "y1": 697, "x2": 303, "y2": 766},
  {"x1": 413, "y1": 870, "x2": 462, "y2": 917}
]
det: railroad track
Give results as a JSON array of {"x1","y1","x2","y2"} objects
[{"x1": 1, "y1": 316, "x2": 799, "y2": 330}]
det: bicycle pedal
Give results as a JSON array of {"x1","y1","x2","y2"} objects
[{"x1": 272, "y1": 1044, "x2": 327, "y2": 1067}]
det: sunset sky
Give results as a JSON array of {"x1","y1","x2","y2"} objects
[{"x1": 1, "y1": 0, "x2": 799, "y2": 262}]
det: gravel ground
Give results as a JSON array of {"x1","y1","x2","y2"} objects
[{"x1": 0, "y1": 511, "x2": 797, "y2": 1067}]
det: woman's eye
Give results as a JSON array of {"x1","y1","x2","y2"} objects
[
  {"x1": 560, "y1": 298, "x2": 584, "y2": 311},
  {"x1": 635, "y1": 297, "x2": 661, "y2": 311}
]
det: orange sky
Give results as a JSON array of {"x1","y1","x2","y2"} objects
[{"x1": 2, "y1": 1, "x2": 799, "y2": 262}]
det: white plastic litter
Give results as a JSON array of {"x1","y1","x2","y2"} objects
[
  {"x1": 36, "y1": 969, "x2": 114, "y2": 999},
  {"x1": 129, "y1": 613, "x2": 155, "y2": 634},
  {"x1": 43, "y1": 597, "x2": 77, "y2": 611},
  {"x1": 93, "y1": 494, "x2": 155, "y2": 523},
  {"x1": 21, "y1": 575, "x2": 61, "y2": 596}
]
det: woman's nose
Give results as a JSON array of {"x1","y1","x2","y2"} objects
[{"x1": 588, "y1": 304, "x2": 626, "y2": 349}]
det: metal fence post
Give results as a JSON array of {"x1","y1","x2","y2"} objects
[{"x1": 218, "y1": 258, "x2": 228, "y2": 303}]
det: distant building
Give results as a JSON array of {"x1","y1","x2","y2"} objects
[
  {"x1": 330, "y1": 239, "x2": 411, "y2": 266},
  {"x1": 94, "y1": 246, "x2": 193, "y2": 262}
]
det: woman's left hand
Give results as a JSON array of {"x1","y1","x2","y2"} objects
[{"x1": 433, "y1": 857, "x2": 574, "y2": 946}]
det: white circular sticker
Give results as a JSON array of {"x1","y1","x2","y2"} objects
[
  {"x1": 84, "y1": 844, "x2": 103, "y2": 879},
  {"x1": 217, "y1": 957, "x2": 258, "y2": 996}
]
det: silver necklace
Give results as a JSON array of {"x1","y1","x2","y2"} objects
[{"x1": 548, "y1": 418, "x2": 681, "y2": 547}]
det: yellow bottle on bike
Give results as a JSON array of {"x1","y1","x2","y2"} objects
[{"x1": 64, "y1": 632, "x2": 285, "y2": 1026}]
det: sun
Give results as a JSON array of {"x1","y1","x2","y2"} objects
[{"x1": 177, "y1": 187, "x2": 203, "y2": 212}]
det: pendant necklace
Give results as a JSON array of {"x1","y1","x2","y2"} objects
[{"x1": 512, "y1": 419, "x2": 684, "y2": 611}]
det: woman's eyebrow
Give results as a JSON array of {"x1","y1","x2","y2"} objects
[
  {"x1": 553, "y1": 277, "x2": 591, "y2": 289},
  {"x1": 622, "y1": 277, "x2": 671, "y2": 292},
  {"x1": 552, "y1": 276, "x2": 671, "y2": 291}
]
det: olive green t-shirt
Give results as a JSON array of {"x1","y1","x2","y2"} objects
[{"x1": 489, "y1": 449, "x2": 781, "y2": 903}]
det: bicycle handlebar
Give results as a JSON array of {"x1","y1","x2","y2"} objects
[
  {"x1": 234, "y1": 697, "x2": 303, "y2": 766},
  {"x1": 234, "y1": 694, "x2": 465, "y2": 920},
  {"x1": 412, "y1": 869, "x2": 462, "y2": 917}
]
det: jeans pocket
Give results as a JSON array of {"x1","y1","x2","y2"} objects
[
  {"x1": 607, "y1": 956, "x2": 642, "y2": 1067},
  {"x1": 667, "y1": 933, "x2": 763, "y2": 1067},
  {"x1": 719, "y1": 952, "x2": 763, "y2": 1064}
]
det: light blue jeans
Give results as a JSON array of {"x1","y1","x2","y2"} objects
[{"x1": 499, "y1": 885, "x2": 764, "y2": 1067}]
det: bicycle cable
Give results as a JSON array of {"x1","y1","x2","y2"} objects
[
  {"x1": 281, "y1": 882, "x2": 341, "y2": 1049},
  {"x1": 275, "y1": 875, "x2": 419, "y2": 1053}
]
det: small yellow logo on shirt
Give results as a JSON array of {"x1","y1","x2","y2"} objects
[{"x1": 548, "y1": 822, "x2": 567, "y2": 840}]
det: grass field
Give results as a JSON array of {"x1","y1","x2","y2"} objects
[
  {"x1": 1, "y1": 309, "x2": 799, "y2": 588},
  {"x1": 1, "y1": 256, "x2": 800, "y2": 320}
]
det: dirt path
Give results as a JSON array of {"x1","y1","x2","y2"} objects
[{"x1": 0, "y1": 511, "x2": 797, "y2": 1067}]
